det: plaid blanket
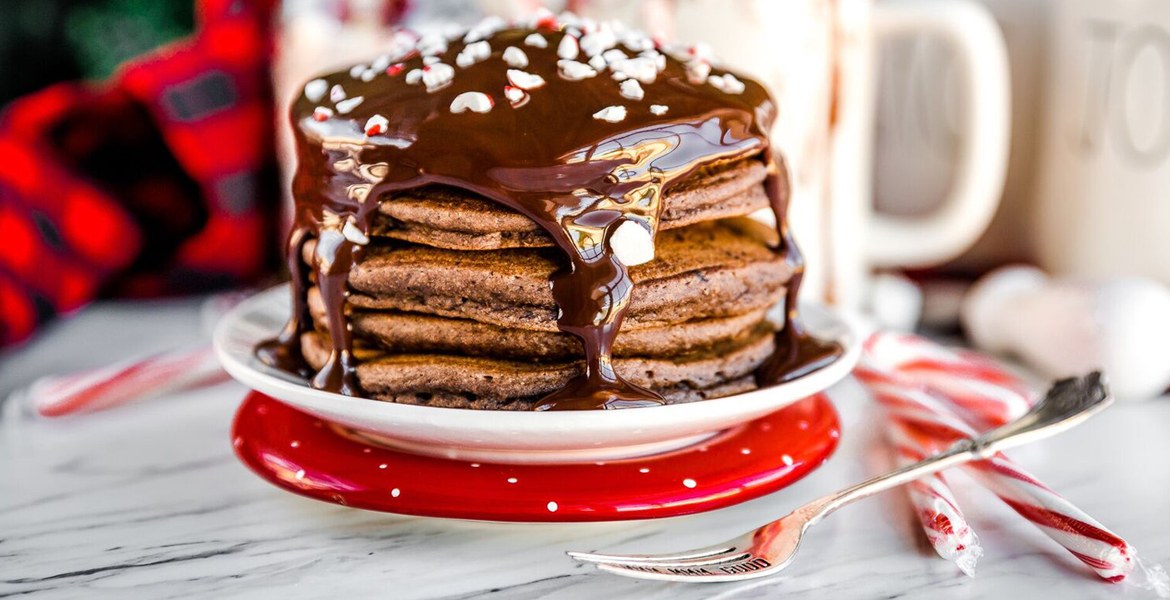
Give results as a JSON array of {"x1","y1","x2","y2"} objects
[{"x1": 0, "y1": 0, "x2": 279, "y2": 347}]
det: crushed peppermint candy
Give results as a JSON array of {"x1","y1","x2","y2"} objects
[
  {"x1": 650, "y1": 104, "x2": 669, "y2": 115},
  {"x1": 349, "y1": 64, "x2": 366, "y2": 78},
  {"x1": 688, "y1": 42, "x2": 715, "y2": 62},
  {"x1": 558, "y1": 60, "x2": 597, "y2": 81},
  {"x1": 386, "y1": 63, "x2": 405, "y2": 76},
  {"x1": 342, "y1": 218, "x2": 370, "y2": 245},
  {"x1": 417, "y1": 33, "x2": 447, "y2": 56},
  {"x1": 504, "y1": 85, "x2": 529, "y2": 107},
  {"x1": 506, "y1": 69, "x2": 546, "y2": 90},
  {"x1": 708, "y1": 73, "x2": 746, "y2": 94},
  {"x1": 371, "y1": 54, "x2": 392, "y2": 73},
  {"x1": 304, "y1": 79, "x2": 328, "y2": 102},
  {"x1": 456, "y1": 40, "x2": 491, "y2": 68},
  {"x1": 593, "y1": 105, "x2": 627, "y2": 123},
  {"x1": 524, "y1": 33, "x2": 548, "y2": 48},
  {"x1": 602, "y1": 48, "x2": 627, "y2": 65},
  {"x1": 580, "y1": 28, "x2": 616, "y2": 57},
  {"x1": 360, "y1": 68, "x2": 377, "y2": 82},
  {"x1": 464, "y1": 15, "x2": 506, "y2": 43},
  {"x1": 502, "y1": 46, "x2": 528, "y2": 68},
  {"x1": 364, "y1": 114, "x2": 389, "y2": 136},
  {"x1": 557, "y1": 35, "x2": 580, "y2": 60},
  {"x1": 335, "y1": 96, "x2": 364, "y2": 114},
  {"x1": 330, "y1": 84, "x2": 347, "y2": 103},
  {"x1": 422, "y1": 63, "x2": 455, "y2": 92},
  {"x1": 686, "y1": 59, "x2": 712, "y2": 84},
  {"x1": 450, "y1": 91, "x2": 494, "y2": 114},
  {"x1": 312, "y1": 106, "x2": 333, "y2": 121},
  {"x1": 613, "y1": 56, "x2": 658, "y2": 84},
  {"x1": 620, "y1": 79, "x2": 644, "y2": 101},
  {"x1": 405, "y1": 69, "x2": 423, "y2": 85},
  {"x1": 423, "y1": 55, "x2": 440, "y2": 66}
]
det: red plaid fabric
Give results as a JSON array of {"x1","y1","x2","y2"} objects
[{"x1": 0, "y1": 0, "x2": 279, "y2": 347}]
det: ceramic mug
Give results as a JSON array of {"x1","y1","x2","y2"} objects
[
  {"x1": 1031, "y1": 0, "x2": 1170, "y2": 284},
  {"x1": 485, "y1": 0, "x2": 1011, "y2": 308}
]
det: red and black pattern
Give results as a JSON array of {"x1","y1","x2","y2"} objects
[{"x1": 0, "y1": 0, "x2": 279, "y2": 347}]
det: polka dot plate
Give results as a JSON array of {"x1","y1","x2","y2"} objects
[{"x1": 231, "y1": 391, "x2": 841, "y2": 522}]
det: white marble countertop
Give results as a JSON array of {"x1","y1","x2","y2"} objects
[{"x1": 2, "y1": 297, "x2": 1168, "y2": 599}]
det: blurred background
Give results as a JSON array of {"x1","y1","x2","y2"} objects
[{"x1": 3, "y1": 0, "x2": 1170, "y2": 398}]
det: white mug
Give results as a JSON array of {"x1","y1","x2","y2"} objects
[
  {"x1": 505, "y1": 0, "x2": 1012, "y2": 308},
  {"x1": 1032, "y1": 0, "x2": 1170, "y2": 284}
]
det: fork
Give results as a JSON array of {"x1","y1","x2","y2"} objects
[{"x1": 568, "y1": 372, "x2": 1111, "y2": 583}]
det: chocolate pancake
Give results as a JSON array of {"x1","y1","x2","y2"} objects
[
  {"x1": 310, "y1": 291, "x2": 771, "y2": 359},
  {"x1": 342, "y1": 219, "x2": 789, "y2": 332},
  {"x1": 370, "y1": 158, "x2": 769, "y2": 250},
  {"x1": 300, "y1": 327, "x2": 773, "y2": 410}
]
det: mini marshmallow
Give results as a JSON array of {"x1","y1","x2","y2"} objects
[{"x1": 610, "y1": 220, "x2": 654, "y2": 266}]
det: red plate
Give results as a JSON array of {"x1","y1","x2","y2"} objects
[{"x1": 232, "y1": 391, "x2": 841, "y2": 522}]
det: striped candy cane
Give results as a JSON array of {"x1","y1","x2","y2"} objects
[
  {"x1": 886, "y1": 417, "x2": 982, "y2": 576},
  {"x1": 857, "y1": 362, "x2": 1135, "y2": 582}
]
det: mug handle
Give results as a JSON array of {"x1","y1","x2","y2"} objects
[{"x1": 867, "y1": 0, "x2": 1011, "y2": 268}]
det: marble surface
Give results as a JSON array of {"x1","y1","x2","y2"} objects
[{"x1": 2, "y1": 297, "x2": 1169, "y2": 599}]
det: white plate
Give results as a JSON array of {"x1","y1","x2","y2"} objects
[{"x1": 214, "y1": 285, "x2": 861, "y2": 464}]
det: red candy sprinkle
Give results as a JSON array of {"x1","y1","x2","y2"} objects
[
  {"x1": 535, "y1": 15, "x2": 558, "y2": 30},
  {"x1": 386, "y1": 63, "x2": 405, "y2": 76}
]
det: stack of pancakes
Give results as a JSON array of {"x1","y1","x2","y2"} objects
[{"x1": 301, "y1": 157, "x2": 792, "y2": 410}]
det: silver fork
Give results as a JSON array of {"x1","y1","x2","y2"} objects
[{"x1": 568, "y1": 372, "x2": 1111, "y2": 583}]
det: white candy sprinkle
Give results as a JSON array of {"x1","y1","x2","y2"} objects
[
  {"x1": 588, "y1": 54, "x2": 607, "y2": 72},
  {"x1": 504, "y1": 85, "x2": 529, "y2": 107},
  {"x1": 687, "y1": 60, "x2": 711, "y2": 84},
  {"x1": 360, "y1": 68, "x2": 377, "y2": 82},
  {"x1": 619, "y1": 79, "x2": 644, "y2": 101},
  {"x1": 312, "y1": 106, "x2": 333, "y2": 121},
  {"x1": 610, "y1": 220, "x2": 654, "y2": 266},
  {"x1": 593, "y1": 105, "x2": 627, "y2": 123},
  {"x1": 335, "y1": 96, "x2": 364, "y2": 114},
  {"x1": 558, "y1": 60, "x2": 597, "y2": 81},
  {"x1": 709, "y1": 73, "x2": 746, "y2": 94},
  {"x1": 650, "y1": 104, "x2": 668, "y2": 115},
  {"x1": 580, "y1": 28, "x2": 616, "y2": 57},
  {"x1": 349, "y1": 64, "x2": 365, "y2": 78},
  {"x1": 547, "y1": 501, "x2": 558, "y2": 512},
  {"x1": 502, "y1": 46, "x2": 528, "y2": 68},
  {"x1": 304, "y1": 79, "x2": 327, "y2": 102},
  {"x1": 330, "y1": 84, "x2": 346, "y2": 102},
  {"x1": 422, "y1": 63, "x2": 455, "y2": 92},
  {"x1": 450, "y1": 91, "x2": 494, "y2": 114},
  {"x1": 364, "y1": 114, "x2": 388, "y2": 136},
  {"x1": 524, "y1": 33, "x2": 548, "y2": 48},
  {"x1": 506, "y1": 69, "x2": 545, "y2": 90},
  {"x1": 557, "y1": 35, "x2": 579, "y2": 60},
  {"x1": 405, "y1": 69, "x2": 423, "y2": 85}
]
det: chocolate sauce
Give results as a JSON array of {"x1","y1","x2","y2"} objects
[{"x1": 258, "y1": 18, "x2": 841, "y2": 409}]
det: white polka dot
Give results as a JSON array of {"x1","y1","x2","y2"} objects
[
  {"x1": 507, "y1": 477, "x2": 518, "y2": 484},
  {"x1": 379, "y1": 463, "x2": 388, "y2": 469},
  {"x1": 391, "y1": 488, "x2": 401, "y2": 497},
  {"x1": 830, "y1": 430, "x2": 840, "y2": 439},
  {"x1": 797, "y1": 420, "x2": 810, "y2": 430},
  {"x1": 290, "y1": 440, "x2": 300, "y2": 448},
  {"x1": 741, "y1": 448, "x2": 751, "y2": 455},
  {"x1": 683, "y1": 478, "x2": 697, "y2": 488},
  {"x1": 782, "y1": 454, "x2": 794, "y2": 466},
  {"x1": 470, "y1": 463, "x2": 480, "y2": 468},
  {"x1": 362, "y1": 448, "x2": 372, "y2": 454},
  {"x1": 761, "y1": 423, "x2": 773, "y2": 432},
  {"x1": 594, "y1": 462, "x2": 607, "y2": 466},
  {"x1": 698, "y1": 446, "x2": 708, "y2": 453},
  {"x1": 294, "y1": 469, "x2": 305, "y2": 480},
  {"x1": 547, "y1": 501, "x2": 559, "y2": 512},
  {"x1": 639, "y1": 468, "x2": 650, "y2": 473}
]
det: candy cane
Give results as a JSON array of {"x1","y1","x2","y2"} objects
[
  {"x1": 27, "y1": 345, "x2": 228, "y2": 418},
  {"x1": 857, "y1": 362, "x2": 1135, "y2": 582},
  {"x1": 886, "y1": 417, "x2": 982, "y2": 576}
]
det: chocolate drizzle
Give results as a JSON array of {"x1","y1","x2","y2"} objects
[{"x1": 258, "y1": 17, "x2": 841, "y2": 410}]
